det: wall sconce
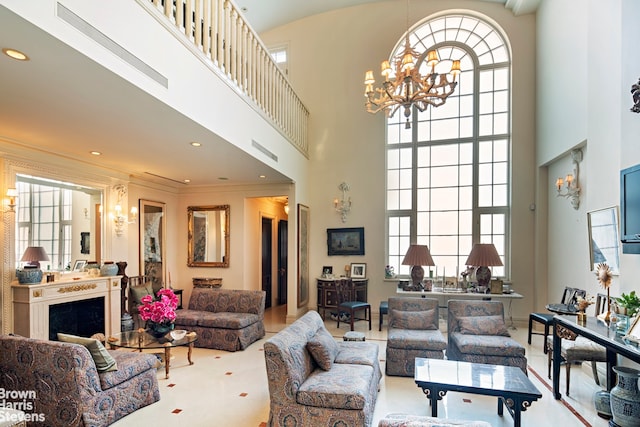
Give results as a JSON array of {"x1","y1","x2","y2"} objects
[
  {"x1": 284, "y1": 199, "x2": 290, "y2": 215},
  {"x1": 333, "y1": 182, "x2": 352, "y2": 223},
  {"x1": 555, "y1": 148, "x2": 582, "y2": 210},
  {"x1": 3, "y1": 188, "x2": 17, "y2": 212},
  {"x1": 109, "y1": 184, "x2": 137, "y2": 236}
]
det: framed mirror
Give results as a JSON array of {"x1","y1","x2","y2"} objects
[
  {"x1": 187, "y1": 205, "x2": 230, "y2": 268},
  {"x1": 588, "y1": 206, "x2": 620, "y2": 274},
  {"x1": 140, "y1": 199, "x2": 167, "y2": 290}
]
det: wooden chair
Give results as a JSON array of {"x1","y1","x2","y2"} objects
[
  {"x1": 546, "y1": 292, "x2": 608, "y2": 395},
  {"x1": 528, "y1": 286, "x2": 584, "y2": 353},
  {"x1": 335, "y1": 278, "x2": 371, "y2": 331}
]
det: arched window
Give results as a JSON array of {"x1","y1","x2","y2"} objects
[{"x1": 386, "y1": 13, "x2": 511, "y2": 279}]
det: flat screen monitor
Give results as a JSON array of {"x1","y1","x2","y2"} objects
[{"x1": 620, "y1": 164, "x2": 640, "y2": 252}]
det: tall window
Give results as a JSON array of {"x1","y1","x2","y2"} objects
[
  {"x1": 16, "y1": 178, "x2": 73, "y2": 270},
  {"x1": 386, "y1": 14, "x2": 511, "y2": 278}
]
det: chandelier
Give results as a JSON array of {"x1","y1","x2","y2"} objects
[{"x1": 364, "y1": 35, "x2": 460, "y2": 129}]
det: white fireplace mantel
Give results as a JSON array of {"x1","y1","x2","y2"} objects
[{"x1": 12, "y1": 275, "x2": 122, "y2": 340}]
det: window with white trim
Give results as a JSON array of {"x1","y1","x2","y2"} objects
[{"x1": 386, "y1": 14, "x2": 511, "y2": 279}]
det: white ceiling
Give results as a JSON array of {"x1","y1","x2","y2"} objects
[{"x1": 0, "y1": 0, "x2": 539, "y2": 188}]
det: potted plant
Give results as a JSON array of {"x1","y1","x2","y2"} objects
[{"x1": 613, "y1": 291, "x2": 640, "y2": 317}]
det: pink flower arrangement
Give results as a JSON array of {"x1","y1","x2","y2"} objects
[{"x1": 138, "y1": 288, "x2": 179, "y2": 324}]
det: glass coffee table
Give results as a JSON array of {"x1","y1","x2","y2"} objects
[
  {"x1": 107, "y1": 329, "x2": 197, "y2": 379},
  {"x1": 414, "y1": 358, "x2": 541, "y2": 427}
]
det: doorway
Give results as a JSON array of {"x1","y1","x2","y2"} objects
[
  {"x1": 278, "y1": 219, "x2": 288, "y2": 305},
  {"x1": 261, "y1": 218, "x2": 273, "y2": 309}
]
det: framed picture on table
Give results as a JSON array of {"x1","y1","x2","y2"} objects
[{"x1": 350, "y1": 263, "x2": 366, "y2": 279}]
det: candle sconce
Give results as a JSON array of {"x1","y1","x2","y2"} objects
[
  {"x1": 333, "y1": 182, "x2": 352, "y2": 223},
  {"x1": 556, "y1": 148, "x2": 582, "y2": 210}
]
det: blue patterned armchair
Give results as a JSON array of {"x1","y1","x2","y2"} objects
[
  {"x1": 447, "y1": 299, "x2": 527, "y2": 374},
  {"x1": 386, "y1": 297, "x2": 446, "y2": 376},
  {"x1": 0, "y1": 334, "x2": 160, "y2": 426}
]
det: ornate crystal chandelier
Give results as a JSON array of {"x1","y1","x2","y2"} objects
[{"x1": 364, "y1": 11, "x2": 460, "y2": 129}]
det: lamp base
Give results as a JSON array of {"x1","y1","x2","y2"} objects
[
  {"x1": 17, "y1": 268, "x2": 43, "y2": 284},
  {"x1": 411, "y1": 264, "x2": 424, "y2": 285}
]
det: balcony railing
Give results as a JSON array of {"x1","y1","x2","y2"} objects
[{"x1": 140, "y1": 0, "x2": 309, "y2": 156}]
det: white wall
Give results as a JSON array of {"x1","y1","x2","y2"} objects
[
  {"x1": 260, "y1": 0, "x2": 537, "y2": 322},
  {"x1": 538, "y1": 0, "x2": 640, "y2": 313}
]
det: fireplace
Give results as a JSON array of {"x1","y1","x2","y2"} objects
[
  {"x1": 49, "y1": 296, "x2": 105, "y2": 340},
  {"x1": 12, "y1": 275, "x2": 121, "y2": 340}
]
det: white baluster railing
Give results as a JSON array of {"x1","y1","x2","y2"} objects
[{"x1": 143, "y1": 0, "x2": 309, "y2": 156}]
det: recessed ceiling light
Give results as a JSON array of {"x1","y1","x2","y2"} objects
[
  {"x1": 90, "y1": 151, "x2": 101, "y2": 156},
  {"x1": 259, "y1": 175, "x2": 266, "y2": 179},
  {"x1": 2, "y1": 48, "x2": 29, "y2": 61},
  {"x1": 184, "y1": 179, "x2": 191, "y2": 183},
  {"x1": 190, "y1": 142, "x2": 201, "y2": 147}
]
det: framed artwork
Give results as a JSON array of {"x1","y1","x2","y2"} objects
[
  {"x1": 139, "y1": 199, "x2": 167, "y2": 290},
  {"x1": 327, "y1": 227, "x2": 365, "y2": 256},
  {"x1": 73, "y1": 260, "x2": 87, "y2": 271},
  {"x1": 80, "y1": 232, "x2": 90, "y2": 254},
  {"x1": 624, "y1": 315, "x2": 640, "y2": 344},
  {"x1": 350, "y1": 263, "x2": 366, "y2": 279},
  {"x1": 588, "y1": 206, "x2": 620, "y2": 274},
  {"x1": 321, "y1": 266, "x2": 333, "y2": 278},
  {"x1": 297, "y1": 204, "x2": 310, "y2": 308}
]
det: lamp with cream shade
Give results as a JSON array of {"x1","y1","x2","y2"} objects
[
  {"x1": 464, "y1": 243, "x2": 503, "y2": 293},
  {"x1": 16, "y1": 246, "x2": 50, "y2": 284},
  {"x1": 401, "y1": 244, "x2": 435, "y2": 291}
]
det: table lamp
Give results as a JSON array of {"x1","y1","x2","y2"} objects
[
  {"x1": 16, "y1": 246, "x2": 50, "y2": 284},
  {"x1": 401, "y1": 244, "x2": 435, "y2": 291},
  {"x1": 464, "y1": 243, "x2": 502, "y2": 293}
]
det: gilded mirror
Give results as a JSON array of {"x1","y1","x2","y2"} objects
[{"x1": 187, "y1": 205, "x2": 229, "y2": 267}]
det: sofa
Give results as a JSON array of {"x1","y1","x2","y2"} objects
[
  {"x1": 174, "y1": 288, "x2": 265, "y2": 352},
  {"x1": 385, "y1": 297, "x2": 447, "y2": 377},
  {"x1": 264, "y1": 310, "x2": 382, "y2": 427},
  {"x1": 0, "y1": 334, "x2": 160, "y2": 427},
  {"x1": 447, "y1": 299, "x2": 527, "y2": 373}
]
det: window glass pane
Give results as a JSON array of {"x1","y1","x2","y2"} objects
[
  {"x1": 432, "y1": 166, "x2": 459, "y2": 187},
  {"x1": 478, "y1": 141, "x2": 493, "y2": 163},
  {"x1": 494, "y1": 162, "x2": 507, "y2": 184},
  {"x1": 399, "y1": 189, "x2": 412, "y2": 209},
  {"x1": 399, "y1": 148, "x2": 412, "y2": 168},
  {"x1": 494, "y1": 112, "x2": 508, "y2": 134},
  {"x1": 431, "y1": 188, "x2": 460, "y2": 210},
  {"x1": 479, "y1": 93, "x2": 493, "y2": 114},
  {"x1": 417, "y1": 146, "x2": 431, "y2": 167},
  {"x1": 432, "y1": 211, "x2": 459, "y2": 234},
  {"x1": 431, "y1": 118, "x2": 460, "y2": 140},
  {"x1": 431, "y1": 145, "x2": 459, "y2": 166},
  {"x1": 479, "y1": 114, "x2": 493, "y2": 135},
  {"x1": 479, "y1": 163, "x2": 492, "y2": 185},
  {"x1": 460, "y1": 117, "x2": 473, "y2": 138},
  {"x1": 400, "y1": 169, "x2": 412, "y2": 189},
  {"x1": 478, "y1": 185, "x2": 493, "y2": 207},
  {"x1": 494, "y1": 184, "x2": 508, "y2": 206}
]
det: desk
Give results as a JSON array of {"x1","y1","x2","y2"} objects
[
  {"x1": 397, "y1": 288, "x2": 523, "y2": 327},
  {"x1": 317, "y1": 278, "x2": 368, "y2": 320},
  {"x1": 552, "y1": 315, "x2": 640, "y2": 400}
]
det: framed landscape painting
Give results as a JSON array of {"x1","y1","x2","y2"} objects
[{"x1": 327, "y1": 227, "x2": 365, "y2": 256}]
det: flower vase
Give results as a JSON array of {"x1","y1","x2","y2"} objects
[
  {"x1": 147, "y1": 321, "x2": 175, "y2": 339},
  {"x1": 610, "y1": 366, "x2": 640, "y2": 427}
]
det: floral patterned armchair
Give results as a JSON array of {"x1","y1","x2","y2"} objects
[
  {"x1": 447, "y1": 299, "x2": 527, "y2": 374},
  {"x1": 385, "y1": 297, "x2": 447, "y2": 376}
]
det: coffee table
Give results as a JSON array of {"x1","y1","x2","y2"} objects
[
  {"x1": 414, "y1": 358, "x2": 541, "y2": 427},
  {"x1": 107, "y1": 329, "x2": 197, "y2": 379}
]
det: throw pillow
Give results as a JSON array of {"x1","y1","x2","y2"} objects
[
  {"x1": 390, "y1": 309, "x2": 437, "y2": 330},
  {"x1": 457, "y1": 315, "x2": 511, "y2": 336},
  {"x1": 130, "y1": 285, "x2": 154, "y2": 305},
  {"x1": 57, "y1": 333, "x2": 118, "y2": 372},
  {"x1": 306, "y1": 328, "x2": 339, "y2": 371}
]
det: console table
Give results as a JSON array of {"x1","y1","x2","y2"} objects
[
  {"x1": 316, "y1": 277, "x2": 368, "y2": 320},
  {"x1": 397, "y1": 288, "x2": 523, "y2": 327},
  {"x1": 552, "y1": 315, "x2": 640, "y2": 400}
]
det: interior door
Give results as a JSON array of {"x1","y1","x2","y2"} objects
[
  {"x1": 277, "y1": 220, "x2": 288, "y2": 305},
  {"x1": 261, "y1": 218, "x2": 273, "y2": 309}
]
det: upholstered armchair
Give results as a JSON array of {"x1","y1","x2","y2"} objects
[
  {"x1": 385, "y1": 297, "x2": 447, "y2": 376},
  {"x1": 447, "y1": 299, "x2": 527, "y2": 374}
]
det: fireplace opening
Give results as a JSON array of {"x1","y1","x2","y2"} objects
[{"x1": 49, "y1": 297, "x2": 105, "y2": 340}]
